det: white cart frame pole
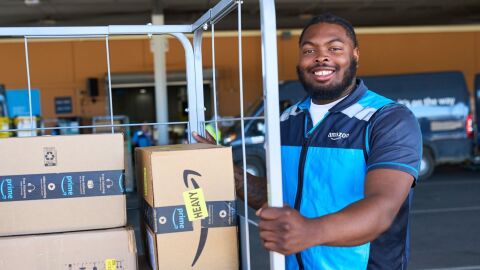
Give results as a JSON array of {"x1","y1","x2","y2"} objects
[{"x1": 259, "y1": 0, "x2": 285, "y2": 269}]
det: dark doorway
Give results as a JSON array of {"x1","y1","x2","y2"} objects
[
  {"x1": 112, "y1": 87, "x2": 156, "y2": 125},
  {"x1": 167, "y1": 83, "x2": 213, "y2": 122},
  {"x1": 112, "y1": 83, "x2": 214, "y2": 143}
]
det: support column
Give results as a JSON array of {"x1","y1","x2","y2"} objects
[{"x1": 151, "y1": 0, "x2": 169, "y2": 145}]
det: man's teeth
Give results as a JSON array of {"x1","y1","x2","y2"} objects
[{"x1": 314, "y1": 70, "x2": 333, "y2": 76}]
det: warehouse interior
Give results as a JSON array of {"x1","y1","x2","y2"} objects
[
  {"x1": 1, "y1": 0, "x2": 480, "y2": 269},
  {"x1": 1, "y1": 0, "x2": 480, "y2": 136}
]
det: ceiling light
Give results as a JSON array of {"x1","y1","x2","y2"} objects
[
  {"x1": 25, "y1": 0, "x2": 40, "y2": 5},
  {"x1": 299, "y1": 13, "x2": 313, "y2": 20}
]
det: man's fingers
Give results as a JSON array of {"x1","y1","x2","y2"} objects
[
  {"x1": 263, "y1": 241, "x2": 288, "y2": 254},
  {"x1": 259, "y1": 223, "x2": 300, "y2": 255},
  {"x1": 192, "y1": 131, "x2": 217, "y2": 144},
  {"x1": 261, "y1": 239, "x2": 290, "y2": 255},
  {"x1": 192, "y1": 131, "x2": 213, "y2": 144},
  {"x1": 257, "y1": 206, "x2": 292, "y2": 220},
  {"x1": 259, "y1": 230, "x2": 277, "y2": 241},
  {"x1": 257, "y1": 205, "x2": 306, "y2": 255},
  {"x1": 259, "y1": 231, "x2": 282, "y2": 253},
  {"x1": 255, "y1": 202, "x2": 269, "y2": 216},
  {"x1": 204, "y1": 130, "x2": 217, "y2": 143},
  {"x1": 192, "y1": 131, "x2": 207, "y2": 143},
  {"x1": 258, "y1": 219, "x2": 276, "y2": 232}
]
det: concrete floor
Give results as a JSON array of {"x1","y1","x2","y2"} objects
[{"x1": 409, "y1": 165, "x2": 480, "y2": 269}]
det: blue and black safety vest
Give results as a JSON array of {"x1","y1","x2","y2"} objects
[{"x1": 280, "y1": 80, "x2": 422, "y2": 270}]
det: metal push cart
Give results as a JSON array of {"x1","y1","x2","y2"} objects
[{"x1": 0, "y1": 0, "x2": 284, "y2": 269}]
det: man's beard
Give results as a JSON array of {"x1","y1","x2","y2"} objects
[{"x1": 297, "y1": 58, "x2": 357, "y2": 101}]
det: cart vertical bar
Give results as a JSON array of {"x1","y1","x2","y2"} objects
[
  {"x1": 105, "y1": 35, "x2": 115, "y2": 133},
  {"x1": 211, "y1": 24, "x2": 220, "y2": 144},
  {"x1": 23, "y1": 37, "x2": 35, "y2": 136},
  {"x1": 171, "y1": 33, "x2": 198, "y2": 143},
  {"x1": 236, "y1": 1, "x2": 253, "y2": 270},
  {"x1": 193, "y1": 27, "x2": 206, "y2": 136},
  {"x1": 259, "y1": 0, "x2": 285, "y2": 269}
]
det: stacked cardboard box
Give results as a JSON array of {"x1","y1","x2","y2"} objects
[
  {"x1": 0, "y1": 134, "x2": 137, "y2": 269},
  {"x1": 136, "y1": 144, "x2": 239, "y2": 270},
  {"x1": 0, "y1": 227, "x2": 137, "y2": 269}
]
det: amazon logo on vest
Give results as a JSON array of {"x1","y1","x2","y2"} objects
[{"x1": 328, "y1": 132, "x2": 350, "y2": 140}]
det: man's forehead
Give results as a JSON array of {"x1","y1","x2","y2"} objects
[
  {"x1": 301, "y1": 23, "x2": 351, "y2": 45},
  {"x1": 301, "y1": 38, "x2": 345, "y2": 47}
]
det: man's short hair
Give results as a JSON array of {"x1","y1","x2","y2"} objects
[{"x1": 299, "y1": 13, "x2": 358, "y2": 48}]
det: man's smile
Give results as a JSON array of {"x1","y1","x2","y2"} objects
[{"x1": 309, "y1": 66, "x2": 336, "y2": 82}]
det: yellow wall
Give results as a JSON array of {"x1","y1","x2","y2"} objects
[
  {"x1": 277, "y1": 30, "x2": 480, "y2": 91},
  {"x1": 0, "y1": 26, "x2": 479, "y2": 120},
  {"x1": 358, "y1": 32, "x2": 479, "y2": 88}
]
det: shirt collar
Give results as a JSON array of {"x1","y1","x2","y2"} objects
[{"x1": 297, "y1": 78, "x2": 367, "y2": 112}]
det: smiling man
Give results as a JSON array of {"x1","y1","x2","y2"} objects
[
  {"x1": 194, "y1": 13, "x2": 422, "y2": 270},
  {"x1": 265, "y1": 14, "x2": 422, "y2": 270}
]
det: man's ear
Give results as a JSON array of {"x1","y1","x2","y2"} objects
[{"x1": 353, "y1": 47, "x2": 360, "y2": 66}]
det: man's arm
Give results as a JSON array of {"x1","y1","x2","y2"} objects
[
  {"x1": 233, "y1": 166, "x2": 268, "y2": 209},
  {"x1": 257, "y1": 168, "x2": 413, "y2": 255},
  {"x1": 192, "y1": 132, "x2": 268, "y2": 209}
]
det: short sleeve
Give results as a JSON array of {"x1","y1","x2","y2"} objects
[{"x1": 366, "y1": 104, "x2": 422, "y2": 182}]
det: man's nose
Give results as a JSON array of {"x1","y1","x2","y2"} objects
[{"x1": 314, "y1": 52, "x2": 329, "y2": 63}]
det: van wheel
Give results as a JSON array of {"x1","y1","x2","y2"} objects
[
  {"x1": 236, "y1": 156, "x2": 266, "y2": 177},
  {"x1": 419, "y1": 148, "x2": 434, "y2": 180}
]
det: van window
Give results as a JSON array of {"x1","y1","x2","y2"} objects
[{"x1": 361, "y1": 71, "x2": 470, "y2": 119}]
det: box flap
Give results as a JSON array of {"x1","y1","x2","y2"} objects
[
  {"x1": 150, "y1": 146, "x2": 235, "y2": 207},
  {"x1": 0, "y1": 134, "x2": 124, "y2": 175}
]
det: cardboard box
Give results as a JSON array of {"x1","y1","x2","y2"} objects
[
  {"x1": 0, "y1": 134, "x2": 126, "y2": 236},
  {"x1": 0, "y1": 227, "x2": 137, "y2": 269},
  {"x1": 136, "y1": 144, "x2": 239, "y2": 270}
]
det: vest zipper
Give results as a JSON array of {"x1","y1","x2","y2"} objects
[
  {"x1": 293, "y1": 136, "x2": 310, "y2": 270},
  {"x1": 294, "y1": 136, "x2": 310, "y2": 210},
  {"x1": 293, "y1": 109, "x2": 330, "y2": 269}
]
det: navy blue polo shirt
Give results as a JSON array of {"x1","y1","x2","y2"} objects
[{"x1": 280, "y1": 79, "x2": 422, "y2": 270}]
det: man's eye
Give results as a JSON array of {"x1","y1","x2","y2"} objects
[
  {"x1": 329, "y1": 47, "x2": 342, "y2": 52},
  {"x1": 303, "y1": 49, "x2": 315, "y2": 54}
]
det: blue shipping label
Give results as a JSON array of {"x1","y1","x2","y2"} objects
[
  {"x1": 145, "y1": 200, "x2": 237, "y2": 234},
  {"x1": 0, "y1": 170, "x2": 124, "y2": 202},
  {"x1": 144, "y1": 204, "x2": 193, "y2": 234}
]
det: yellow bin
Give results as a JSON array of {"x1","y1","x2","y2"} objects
[{"x1": 0, "y1": 117, "x2": 10, "y2": 138}]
